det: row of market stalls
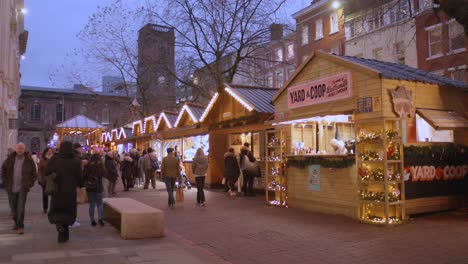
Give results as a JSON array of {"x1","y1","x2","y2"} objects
[{"x1": 86, "y1": 51, "x2": 468, "y2": 225}]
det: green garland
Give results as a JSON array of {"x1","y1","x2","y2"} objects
[
  {"x1": 286, "y1": 156, "x2": 355, "y2": 169},
  {"x1": 404, "y1": 144, "x2": 468, "y2": 166}
]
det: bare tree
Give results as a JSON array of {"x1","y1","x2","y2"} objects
[{"x1": 143, "y1": 0, "x2": 288, "y2": 101}]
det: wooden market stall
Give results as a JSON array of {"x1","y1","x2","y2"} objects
[
  {"x1": 271, "y1": 51, "x2": 468, "y2": 224},
  {"x1": 55, "y1": 115, "x2": 104, "y2": 150},
  {"x1": 200, "y1": 83, "x2": 278, "y2": 187}
]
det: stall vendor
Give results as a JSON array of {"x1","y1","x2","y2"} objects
[{"x1": 330, "y1": 139, "x2": 347, "y2": 155}]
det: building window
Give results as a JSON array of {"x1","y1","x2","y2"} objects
[
  {"x1": 276, "y1": 71, "x2": 284, "y2": 88},
  {"x1": 373, "y1": 48, "x2": 383, "y2": 60},
  {"x1": 56, "y1": 104, "x2": 65, "y2": 122},
  {"x1": 330, "y1": 12, "x2": 339, "y2": 34},
  {"x1": 287, "y1": 44, "x2": 294, "y2": 59},
  {"x1": 394, "y1": 41, "x2": 405, "y2": 64},
  {"x1": 266, "y1": 52, "x2": 273, "y2": 68},
  {"x1": 266, "y1": 75, "x2": 273, "y2": 87},
  {"x1": 427, "y1": 26, "x2": 443, "y2": 57},
  {"x1": 287, "y1": 67, "x2": 295, "y2": 79},
  {"x1": 102, "y1": 108, "x2": 110, "y2": 124},
  {"x1": 315, "y1": 19, "x2": 323, "y2": 40},
  {"x1": 431, "y1": 69, "x2": 445, "y2": 76},
  {"x1": 276, "y1": 48, "x2": 283, "y2": 62},
  {"x1": 368, "y1": 9, "x2": 384, "y2": 32},
  {"x1": 448, "y1": 66, "x2": 467, "y2": 83},
  {"x1": 31, "y1": 137, "x2": 41, "y2": 154},
  {"x1": 449, "y1": 21, "x2": 465, "y2": 52},
  {"x1": 31, "y1": 103, "x2": 41, "y2": 121},
  {"x1": 301, "y1": 25, "x2": 309, "y2": 46}
]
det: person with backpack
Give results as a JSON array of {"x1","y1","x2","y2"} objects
[
  {"x1": 239, "y1": 143, "x2": 259, "y2": 196},
  {"x1": 83, "y1": 154, "x2": 105, "y2": 227},
  {"x1": 143, "y1": 148, "x2": 159, "y2": 189}
]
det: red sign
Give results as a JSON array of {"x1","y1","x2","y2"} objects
[{"x1": 287, "y1": 72, "x2": 353, "y2": 109}]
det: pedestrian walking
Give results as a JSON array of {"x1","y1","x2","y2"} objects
[
  {"x1": 143, "y1": 148, "x2": 159, "y2": 189},
  {"x1": 45, "y1": 141, "x2": 83, "y2": 243},
  {"x1": 72, "y1": 143, "x2": 85, "y2": 227},
  {"x1": 83, "y1": 154, "x2": 105, "y2": 227},
  {"x1": 224, "y1": 148, "x2": 240, "y2": 196},
  {"x1": 1, "y1": 143, "x2": 37, "y2": 235},
  {"x1": 37, "y1": 147, "x2": 54, "y2": 213},
  {"x1": 120, "y1": 153, "x2": 133, "y2": 192},
  {"x1": 131, "y1": 149, "x2": 140, "y2": 188},
  {"x1": 161, "y1": 148, "x2": 181, "y2": 209},
  {"x1": 105, "y1": 152, "x2": 118, "y2": 196},
  {"x1": 137, "y1": 149, "x2": 147, "y2": 187},
  {"x1": 192, "y1": 148, "x2": 208, "y2": 206},
  {"x1": 240, "y1": 143, "x2": 259, "y2": 196}
]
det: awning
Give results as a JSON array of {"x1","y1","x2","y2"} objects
[{"x1": 416, "y1": 109, "x2": 468, "y2": 130}]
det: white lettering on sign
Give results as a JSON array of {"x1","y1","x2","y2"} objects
[
  {"x1": 406, "y1": 165, "x2": 467, "y2": 182},
  {"x1": 287, "y1": 72, "x2": 353, "y2": 109}
]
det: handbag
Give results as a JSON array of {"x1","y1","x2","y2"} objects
[
  {"x1": 176, "y1": 187, "x2": 184, "y2": 202},
  {"x1": 45, "y1": 172, "x2": 57, "y2": 195}
]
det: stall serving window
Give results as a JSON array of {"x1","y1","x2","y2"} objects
[
  {"x1": 150, "y1": 140, "x2": 163, "y2": 159},
  {"x1": 183, "y1": 134, "x2": 209, "y2": 161},
  {"x1": 229, "y1": 132, "x2": 264, "y2": 159},
  {"x1": 163, "y1": 139, "x2": 182, "y2": 157},
  {"x1": 289, "y1": 115, "x2": 355, "y2": 155},
  {"x1": 416, "y1": 114, "x2": 454, "y2": 142}
]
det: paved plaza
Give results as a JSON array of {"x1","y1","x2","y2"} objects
[{"x1": 1, "y1": 183, "x2": 468, "y2": 264}]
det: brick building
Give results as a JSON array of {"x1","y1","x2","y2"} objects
[
  {"x1": 293, "y1": 0, "x2": 345, "y2": 64},
  {"x1": 414, "y1": 1, "x2": 467, "y2": 83},
  {"x1": 137, "y1": 24, "x2": 177, "y2": 114},
  {"x1": 18, "y1": 85, "x2": 133, "y2": 153}
]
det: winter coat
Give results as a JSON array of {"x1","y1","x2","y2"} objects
[
  {"x1": 1, "y1": 152, "x2": 37, "y2": 193},
  {"x1": 192, "y1": 155, "x2": 208, "y2": 176},
  {"x1": 224, "y1": 152, "x2": 240, "y2": 182},
  {"x1": 161, "y1": 155, "x2": 181, "y2": 179},
  {"x1": 83, "y1": 162, "x2": 105, "y2": 193},
  {"x1": 143, "y1": 152, "x2": 159, "y2": 171},
  {"x1": 37, "y1": 156, "x2": 51, "y2": 186},
  {"x1": 105, "y1": 156, "x2": 118, "y2": 182},
  {"x1": 45, "y1": 152, "x2": 83, "y2": 225},
  {"x1": 120, "y1": 156, "x2": 134, "y2": 180},
  {"x1": 131, "y1": 153, "x2": 140, "y2": 178}
]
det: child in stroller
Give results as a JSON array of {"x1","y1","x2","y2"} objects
[{"x1": 176, "y1": 162, "x2": 192, "y2": 190}]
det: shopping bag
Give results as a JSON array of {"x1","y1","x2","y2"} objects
[
  {"x1": 79, "y1": 188, "x2": 88, "y2": 203},
  {"x1": 221, "y1": 177, "x2": 226, "y2": 185},
  {"x1": 176, "y1": 187, "x2": 184, "y2": 202}
]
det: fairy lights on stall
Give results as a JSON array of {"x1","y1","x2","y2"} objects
[
  {"x1": 225, "y1": 87, "x2": 254, "y2": 112},
  {"x1": 200, "y1": 92, "x2": 219, "y2": 122},
  {"x1": 174, "y1": 104, "x2": 199, "y2": 128}
]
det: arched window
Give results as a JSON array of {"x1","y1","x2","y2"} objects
[
  {"x1": 31, "y1": 137, "x2": 40, "y2": 153},
  {"x1": 31, "y1": 103, "x2": 41, "y2": 121},
  {"x1": 102, "y1": 107, "x2": 110, "y2": 124}
]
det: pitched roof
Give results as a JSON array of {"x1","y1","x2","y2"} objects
[
  {"x1": 273, "y1": 51, "x2": 467, "y2": 103},
  {"x1": 188, "y1": 105, "x2": 205, "y2": 121},
  {"x1": 335, "y1": 55, "x2": 467, "y2": 90},
  {"x1": 225, "y1": 84, "x2": 277, "y2": 114},
  {"x1": 56, "y1": 115, "x2": 103, "y2": 129}
]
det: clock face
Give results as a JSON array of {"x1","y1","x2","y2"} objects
[{"x1": 158, "y1": 76, "x2": 166, "y2": 84}]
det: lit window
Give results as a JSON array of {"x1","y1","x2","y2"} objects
[
  {"x1": 416, "y1": 114, "x2": 454, "y2": 142},
  {"x1": 315, "y1": 19, "x2": 323, "y2": 40},
  {"x1": 276, "y1": 71, "x2": 284, "y2": 88},
  {"x1": 373, "y1": 48, "x2": 383, "y2": 60},
  {"x1": 428, "y1": 26, "x2": 443, "y2": 57},
  {"x1": 330, "y1": 12, "x2": 339, "y2": 34},
  {"x1": 267, "y1": 76, "x2": 273, "y2": 87},
  {"x1": 287, "y1": 44, "x2": 294, "y2": 59},
  {"x1": 449, "y1": 21, "x2": 465, "y2": 52},
  {"x1": 301, "y1": 25, "x2": 309, "y2": 45},
  {"x1": 276, "y1": 48, "x2": 283, "y2": 62}
]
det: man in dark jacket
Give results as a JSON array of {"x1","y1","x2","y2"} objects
[
  {"x1": 1, "y1": 142, "x2": 37, "y2": 235},
  {"x1": 224, "y1": 148, "x2": 240, "y2": 195}
]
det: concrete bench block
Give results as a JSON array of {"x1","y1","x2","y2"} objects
[{"x1": 103, "y1": 197, "x2": 164, "y2": 239}]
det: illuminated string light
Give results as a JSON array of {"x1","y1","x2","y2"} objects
[
  {"x1": 174, "y1": 104, "x2": 199, "y2": 128},
  {"x1": 200, "y1": 92, "x2": 219, "y2": 122}
]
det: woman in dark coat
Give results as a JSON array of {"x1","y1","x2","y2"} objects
[
  {"x1": 37, "y1": 147, "x2": 54, "y2": 213},
  {"x1": 105, "y1": 152, "x2": 118, "y2": 196},
  {"x1": 224, "y1": 148, "x2": 240, "y2": 195},
  {"x1": 45, "y1": 141, "x2": 83, "y2": 243},
  {"x1": 120, "y1": 153, "x2": 133, "y2": 192},
  {"x1": 83, "y1": 153, "x2": 105, "y2": 226}
]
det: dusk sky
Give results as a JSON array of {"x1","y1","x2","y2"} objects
[{"x1": 20, "y1": 0, "x2": 306, "y2": 89}]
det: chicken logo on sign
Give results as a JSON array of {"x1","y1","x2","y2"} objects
[{"x1": 390, "y1": 86, "x2": 414, "y2": 118}]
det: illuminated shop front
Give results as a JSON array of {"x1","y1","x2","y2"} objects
[{"x1": 271, "y1": 51, "x2": 468, "y2": 224}]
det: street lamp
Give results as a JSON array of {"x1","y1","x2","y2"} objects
[
  {"x1": 21, "y1": 8, "x2": 27, "y2": 15},
  {"x1": 331, "y1": 1, "x2": 340, "y2": 9}
]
